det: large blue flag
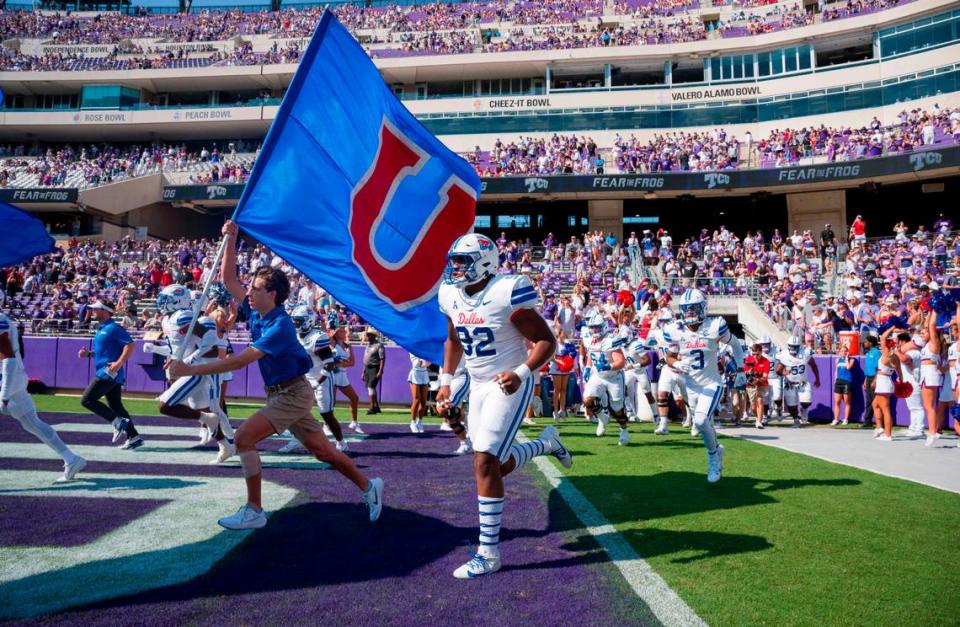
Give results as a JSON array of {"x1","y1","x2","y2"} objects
[
  {"x1": 0, "y1": 200, "x2": 56, "y2": 267},
  {"x1": 233, "y1": 10, "x2": 479, "y2": 362}
]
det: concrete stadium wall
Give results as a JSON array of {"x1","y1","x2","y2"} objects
[{"x1": 22, "y1": 337, "x2": 954, "y2": 428}]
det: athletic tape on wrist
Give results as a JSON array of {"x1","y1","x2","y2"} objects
[
  {"x1": 439, "y1": 373, "x2": 454, "y2": 387},
  {"x1": 513, "y1": 364, "x2": 532, "y2": 382}
]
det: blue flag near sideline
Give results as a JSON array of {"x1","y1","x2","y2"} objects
[
  {"x1": 233, "y1": 10, "x2": 480, "y2": 362},
  {"x1": 0, "y1": 200, "x2": 56, "y2": 267}
]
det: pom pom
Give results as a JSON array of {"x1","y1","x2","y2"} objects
[{"x1": 878, "y1": 315, "x2": 907, "y2": 335}]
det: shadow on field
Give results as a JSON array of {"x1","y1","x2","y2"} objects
[
  {"x1": 562, "y1": 527, "x2": 773, "y2": 564},
  {"x1": 565, "y1": 472, "x2": 860, "y2": 525}
]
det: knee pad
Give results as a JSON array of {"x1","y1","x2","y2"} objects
[
  {"x1": 238, "y1": 451, "x2": 262, "y2": 478},
  {"x1": 656, "y1": 398, "x2": 669, "y2": 408},
  {"x1": 585, "y1": 398, "x2": 602, "y2": 414}
]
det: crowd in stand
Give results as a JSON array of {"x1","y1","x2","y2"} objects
[
  {"x1": 613, "y1": 129, "x2": 741, "y2": 172},
  {"x1": 467, "y1": 135, "x2": 603, "y2": 176},
  {"x1": 0, "y1": 0, "x2": 920, "y2": 70}
]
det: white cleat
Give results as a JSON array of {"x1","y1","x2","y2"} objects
[
  {"x1": 707, "y1": 444, "x2": 724, "y2": 483},
  {"x1": 540, "y1": 426, "x2": 572, "y2": 469},
  {"x1": 278, "y1": 438, "x2": 305, "y2": 454},
  {"x1": 618, "y1": 428, "x2": 630, "y2": 446},
  {"x1": 682, "y1": 416, "x2": 692, "y2": 429},
  {"x1": 924, "y1": 433, "x2": 941, "y2": 447},
  {"x1": 595, "y1": 411, "x2": 609, "y2": 437},
  {"x1": 349, "y1": 421, "x2": 365, "y2": 435},
  {"x1": 440, "y1": 422, "x2": 453, "y2": 432},
  {"x1": 690, "y1": 425, "x2": 700, "y2": 437},
  {"x1": 362, "y1": 477, "x2": 384, "y2": 522},
  {"x1": 210, "y1": 440, "x2": 236, "y2": 464},
  {"x1": 455, "y1": 440, "x2": 474, "y2": 455},
  {"x1": 654, "y1": 421, "x2": 669, "y2": 435},
  {"x1": 453, "y1": 552, "x2": 501, "y2": 579},
  {"x1": 198, "y1": 411, "x2": 220, "y2": 436},
  {"x1": 335, "y1": 440, "x2": 349, "y2": 453},
  {"x1": 198, "y1": 425, "x2": 214, "y2": 446},
  {"x1": 218, "y1": 504, "x2": 267, "y2": 530},
  {"x1": 58, "y1": 456, "x2": 87, "y2": 482}
]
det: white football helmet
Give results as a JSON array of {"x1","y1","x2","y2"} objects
[
  {"x1": 587, "y1": 313, "x2": 606, "y2": 335},
  {"x1": 443, "y1": 233, "x2": 499, "y2": 288},
  {"x1": 157, "y1": 284, "x2": 191, "y2": 314},
  {"x1": 291, "y1": 304, "x2": 317, "y2": 335},
  {"x1": 678, "y1": 288, "x2": 707, "y2": 327},
  {"x1": 787, "y1": 336, "x2": 803, "y2": 356},
  {"x1": 759, "y1": 335, "x2": 771, "y2": 350}
]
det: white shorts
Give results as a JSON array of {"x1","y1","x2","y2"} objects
[
  {"x1": 656, "y1": 366, "x2": 684, "y2": 399},
  {"x1": 636, "y1": 369, "x2": 651, "y2": 395},
  {"x1": 158, "y1": 374, "x2": 217, "y2": 409},
  {"x1": 312, "y1": 374, "x2": 335, "y2": 413},
  {"x1": 450, "y1": 370, "x2": 471, "y2": 408},
  {"x1": 584, "y1": 371, "x2": 626, "y2": 412},
  {"x1": 333, "y1": 370, "x2": 350, "y2": 388},
  {"x1": 468, "y1": 377, "x2": 534, "y2": 462},
  {"x1": 408, "y1": 369, "x2": 429, "y2": 385},
  {"x1": 624, "y1": 369, "x2": 638, "y2": 392},
  {"x1": 783, "y1": 380, "x2": 812, "y2": 406},
  {"x1": 686, "y1": 379, "x2": 724, "y2": 419},
  {"x1": 0, "y1": 388, "x2": 36, "y2": 419}
]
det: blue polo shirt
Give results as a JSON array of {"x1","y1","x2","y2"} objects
[
  {"x1": 241, "y1": 298, "x2": 311, "y2": 387},
  {"x1": 863, "y1": 347, "x2": 881, "y2": 377},
  {"x1": 92, "y1": 318, "x2": 132, "y2": 384}
]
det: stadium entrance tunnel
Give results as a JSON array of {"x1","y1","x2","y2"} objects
[{"x1": 474, "y1": 199, "x2": 588, "y2": 241}]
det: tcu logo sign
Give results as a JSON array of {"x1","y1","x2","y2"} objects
[
  {"x1": 704, "y1": 172, "x2": 731, "y2": 189},
  {"x1": 524, "y1": 177, "x2": 549, "y2": 193},
  {"x1": 206, "y1": 185, "x2": 227, "y2": 199},
  {"x1": 908, "y1": 151, "x2": 942, "y2": 171},
  {"x1": 349, "y1": 118, "x2": 477, "y2": 310}
]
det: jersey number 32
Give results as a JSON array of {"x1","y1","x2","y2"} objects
[{"x1": 456, "y1": 326, "x2": 496, "y2": 357}]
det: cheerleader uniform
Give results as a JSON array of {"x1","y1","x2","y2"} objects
[{"x1": 874, "y1": 362, "x2": 895, "y2": 396}]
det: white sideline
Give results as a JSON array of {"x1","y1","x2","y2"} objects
[{"x1": 523, "y1": 435, "x2": 707, "y2": 627}]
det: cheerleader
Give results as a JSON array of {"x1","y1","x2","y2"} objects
[
  {"x1": 918, "y1": 311, "x2": 944, "y2": 447},
  {"x1": 408, "y1": 353, "x2": 430, "y2": 433},
  {"x1": 873, "y1": 326, "x2": 902, "y2": 441}
]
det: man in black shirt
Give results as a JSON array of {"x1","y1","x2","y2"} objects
[{"x1": 819, "y1": 223, "x2": 835, "y2": 262}]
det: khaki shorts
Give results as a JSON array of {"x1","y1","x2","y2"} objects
[
  {"x1": 747, "y1": 385, "x2": 769, "y2": 405},
  {"x1": 260, "y1": 376, "x2": 323, "y2": 441}
]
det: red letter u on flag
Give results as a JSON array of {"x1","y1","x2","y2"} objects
[{"x1": 349, "y1": 118, "x2": 476, "y2": 310}]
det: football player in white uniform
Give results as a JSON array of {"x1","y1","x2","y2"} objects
[
  {"x1": 651, "y1": 309, "x2": 690, "y2": 435},
  {"x1": 665, "y1": 289, "x2": 745, "y2": 483},
  {"x1": 623, "y1": 334, "x2": 654, "y2": 423},
  {"x1": 279, "y1": 305, "x2": 349, "y2": 453},
  {"x1": 774, "y1": 336, "x2": 821, "y2": 427},
  {"x1": 149, "y1": 285, "x2": 222, "y2": 453},
  {"x1": 582, "y1": 314, "x2": 631, "y2": 445},
  {"x1": 441, "y1": 356, "x2": 474, "y2": 455},
  {"x1": 0, "y1": 314, "x2": 86, "y2": 481},
  {"x1": 436, "y1": 233, "x2": 572, "y2": 579}
]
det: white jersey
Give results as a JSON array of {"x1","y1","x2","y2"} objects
[
  {"x1": 298, "y1": 329, "x2": 331, "y2": 386},
  {"x1": 664, "y1": 317, "x2": 731, "y2": 387},
  {"x1": 777, "y1": 348, "x2": 812, "y2": 384},
  {"x1": 763, "y1": 346, "x2": 780, "y2": 376},
  {"x1": 0, "y1": 314, "x2": 28, "y2": 393},
  {"x1": 438, "y1": 274, "x2": 540, "y2": 382},
  {"x1": 161, "y1": 309, "x2": 201, "y2": 361},
  {"x1": 184, "y1": 316, "x2": 225, "y2": 366},
  {"x1": 584, "y1": 332, "x2": 626, "y2": 380}
]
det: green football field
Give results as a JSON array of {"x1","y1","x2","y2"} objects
[{"x1": 30, "y1": 394, "x2": 960, "y2": 626}]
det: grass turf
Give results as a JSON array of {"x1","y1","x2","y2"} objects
[
  {"x1": 29, "y1": 395, "x2": 960, "y2": 625},
  {"x1": 520, "y1": 419, "x2": 960, "y2": 627}
]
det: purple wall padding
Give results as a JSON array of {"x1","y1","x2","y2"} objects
[{"x1": 21, "y1": 338, "x2": 955, "y2": 428}]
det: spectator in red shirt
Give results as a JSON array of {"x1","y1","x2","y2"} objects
[
  {"x1": 850, "y1": 215, "x2": 866, "y2": 249},
  {"x1": 191, "y1": 264, "x2": 203, "y2": 284},
  {"x1": 149, "y1": 263, "x2": 163, "y2": 290},
  {"x1": 744, "y1": 342, "x2": 771, "y2": 429},
  {"x1": 159, "y1": 268, "x2": 174, "y2": 287}
]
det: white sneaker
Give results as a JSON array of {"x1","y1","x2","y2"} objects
[
  {"x1": 523, "y1": 418, "x2": 536, "y2": 426},
  {"x1": 841, "y1": 419, "x2": 849, "y2": 426},
  {"x1": 111, "y1": 418, "x2": 130, "y2": 444},
  {"x1": 278, "y1": 438, "x2": 305, "y2": 454},
  {"x1": 453, "y1": 552, "x2": 501, "y2": 579},
  {"x1": 362, "y1": 477, "x2": 384, "y2": 522},
  {"x1": 335, "y1": 440, "x2": 349, "y2": 453},
  {"x1": 218, "y1": 504, "x2": 267, "y2": 530},
  {"x1": 119, "y1": 435, "x2": 144, "y2": 450},
  {"x1": 455, "y1": 440, "x2": 473, "y2": 455},
  {"x1": 409, "y1": 421, "x2": 419, "y2": 433},
  {"x1": 540, "y1": 426, "x2": 572, "y2": 469},
  {"x1": 755, "y1": 421, "x2": 764, "y2": 429},
  {"x1": 349, "y1": 421, "x2": 365, "y2": 435},
  {"x1": 830, "y1": 419, "x2": 840, "y2": 426},
  {"x1": 198, "y1": 425, "x2": 213, "y2": 446},
  {"x1": 877, "y1": 434, "x2": 893, "y2": 442},
  {"x1": 58, "y1": 456, "x2": 87, "y2": 482},
  {"x1": 654, "y1": 421, "x2": 669, "y2": 435},
  {"x1": 552, "y1": 410, "x2": 561, "y2": 420},
  {"x1": 873, "y1": 428, "x2": 885, "y2": 438},
  {"x1": 416, "y1": 419, "x2": 425, "y2": 433},
  {"x1": 707, "y1": 444, "x2": 725, "y2": 484},
  {"x1": 691, "y1": 425, "x2": 700, "y2": 437},
  {"x1": 925, "y1": 433, "x2": 941, "y2": 447},
  {"x1": 618, "y1": 428, "x2": 630, "y2": 446},
  {"x1": 440, "y1": 422, "x2": 453, "y2": 432},
  {"x1": 210, "y1": 440, "x2": 236, "y2": 464},
  {"x1": 323, "y1": 424, "x2": 333, "y2": 437}
]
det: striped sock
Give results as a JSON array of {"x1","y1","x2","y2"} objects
[
  {"x1": 478, "y1": 496, "x2": 504, "y2": 557},
  {"x1": 508, "y1": 439, "x2": 546, "y2": 470}
]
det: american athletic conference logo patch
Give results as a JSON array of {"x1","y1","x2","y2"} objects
[{"x1": 348, "y1": 117, "x2": 477, "y2": 311}]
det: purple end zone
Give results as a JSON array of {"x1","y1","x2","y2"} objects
[
  {"x1": 2, "y1": 413, "x2": 642, "y2": 626},
  {"x1": 0, "y1": 496, "x2": 167, "y2": 548}
]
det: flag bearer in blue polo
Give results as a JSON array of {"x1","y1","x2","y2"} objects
[{"x1": 168, "y1": 220, "x2": 383, "y2": 530}]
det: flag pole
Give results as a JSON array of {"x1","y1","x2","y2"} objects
[{"x1": 170, "y1": 234, "x2": 230, "y2": 364}]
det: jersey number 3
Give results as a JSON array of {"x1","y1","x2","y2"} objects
[{"x1": 456, "y1": 326, "x2": 496, "y2": 357}]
